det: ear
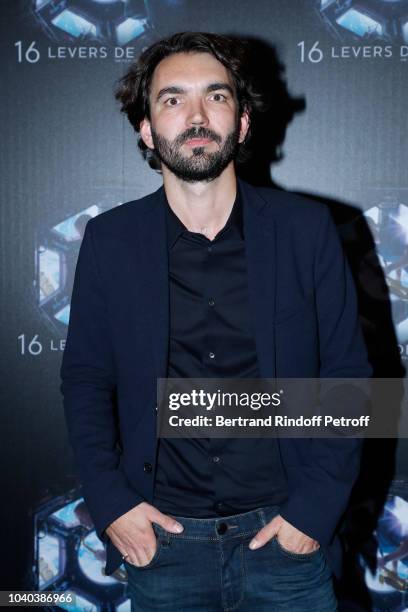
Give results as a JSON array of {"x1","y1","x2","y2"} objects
[
  {"x1": 238, "y1": 108, "x2": 250, "y2": 144},
  {"x1": 140, "y1": 117, "x2": 154, "y2": 150}
]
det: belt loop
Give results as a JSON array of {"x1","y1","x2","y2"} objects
[{"x1": 258, "y1": 509, "x2": 267, "y2": 527}]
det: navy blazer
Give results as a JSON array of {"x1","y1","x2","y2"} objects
[{"x1": 60, "y1": 178, "x2": 372, "y2": 578}]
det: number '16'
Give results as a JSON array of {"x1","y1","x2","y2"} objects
[
  {"x1": 18, "y1": 334, "x2": 42, "y2": 355},
  {"x1": 298, "y1": 41, "x2": 324, "y2": 63},
  {"x1": 15, "y1": 41, "x2": 40, "y2": 63}
]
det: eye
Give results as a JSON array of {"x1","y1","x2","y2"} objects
[
  {"x1": 164, "y1": 97, "x2": 181, "y2": 106},
  {"x1": 209, "y1": 93, "x2": 227, "y2": 102}
]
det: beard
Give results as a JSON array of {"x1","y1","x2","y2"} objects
[{"x1": 150, "y1": 123, "x2": 241, "y2": 183}]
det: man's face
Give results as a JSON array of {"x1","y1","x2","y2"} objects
[{"x1": 140, "y1": 52, "x2": 249, "y2": 182}]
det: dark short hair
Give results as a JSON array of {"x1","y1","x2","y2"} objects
[{"x1": 113, "y1": 31, "x2": 266, "y2": 170}]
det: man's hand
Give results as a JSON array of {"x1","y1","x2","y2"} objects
[
  {"x1": 105, "y1": 502, "x2": 184, "y2": 567},
  {"x1": 248, "y1": 514, "x2": 320, "y2": 554}
]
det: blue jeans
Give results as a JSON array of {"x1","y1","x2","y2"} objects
[{"x1": 125, "y1": 504, "x2": 337, "y2": 611}]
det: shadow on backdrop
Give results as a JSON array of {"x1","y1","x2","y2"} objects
[{"x1": 234, "y1": 35, "x2": 406, "y2": 612}]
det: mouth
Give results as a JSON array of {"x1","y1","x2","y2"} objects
[{"x1": 184, "y1": 138, "x2": 213, "y2": 146}]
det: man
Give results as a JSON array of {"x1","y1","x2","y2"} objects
[{"x1": 60, "y1": 32, "x2": 372, "y2": 610}]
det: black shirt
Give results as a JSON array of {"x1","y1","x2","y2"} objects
[{"x1": 152, "y1": 185, "x2": 288, "y2": 517}]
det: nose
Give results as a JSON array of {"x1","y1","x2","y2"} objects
[{"x1": 186, "y1": 99, "x2": 209, "y2": 127}]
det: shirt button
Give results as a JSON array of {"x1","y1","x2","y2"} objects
[
  {"x1": 208, "y1": 298, "x2": 215, "y2": 306},
  {"x1": 214, "y1": 501, "x2": 225, "y2": 512},
  {"x1": 212, "y1": 456, "x2": 220, "y2": 463},
  {"x1": 209, "y1": 352, "x2": 215, "y2": 359},
  {"x1": 207, "y1": 245, "x2": 213, "y2": 253},
  {"x1": 143, "y1": 462, "x2": 152, "y2": 473}
]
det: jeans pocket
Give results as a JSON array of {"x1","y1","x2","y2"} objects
[{"x1": 272, "y1": 535, "x2": 322, "y2": 561}]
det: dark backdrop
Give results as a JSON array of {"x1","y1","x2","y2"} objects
[{"x1": 1, "y1": 1, "x2": 408, "y2": 610}]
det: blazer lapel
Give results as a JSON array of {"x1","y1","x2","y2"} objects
[
  {"x1": 239, "y1": 179, "x2": 277, "y2": 378},
  {"x1": 138, "y1": 186, "x2": 170, "y2": 381}
]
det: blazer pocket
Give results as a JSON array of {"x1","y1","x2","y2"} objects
[{"x1": 275, "y1": 292, "x2": 315, "y2": 325}]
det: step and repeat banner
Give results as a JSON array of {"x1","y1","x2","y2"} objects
[{"x1": 1, "y1": 0, "x2": 408, "y2": 610}]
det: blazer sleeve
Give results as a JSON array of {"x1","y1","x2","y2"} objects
[
  {"x1": 60, "y1": 220, "x2": 144, "y2": 541},
  {"x1": 278, "y1": 206, "x2": 372, "y2": 547}
]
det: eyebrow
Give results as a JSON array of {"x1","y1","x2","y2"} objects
[{"x1": 156, "y1": 82, "x2": 235, "y2": 101}]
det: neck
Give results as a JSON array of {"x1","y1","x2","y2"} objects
[{"x1": 162, "y1": 163, "x2": 237, "y2": 240}]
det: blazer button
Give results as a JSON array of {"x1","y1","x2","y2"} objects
[{"x1": 143, "y1": 462, "x2": 152, "y2": 473}]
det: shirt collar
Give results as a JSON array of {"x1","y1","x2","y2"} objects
[{"x1": 165, "y1": 185, "x2": 244, "y2": 250}]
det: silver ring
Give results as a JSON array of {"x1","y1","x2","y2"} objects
[{"x1": 122, "y1": 553, "x2": 129, "y2": 560}]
